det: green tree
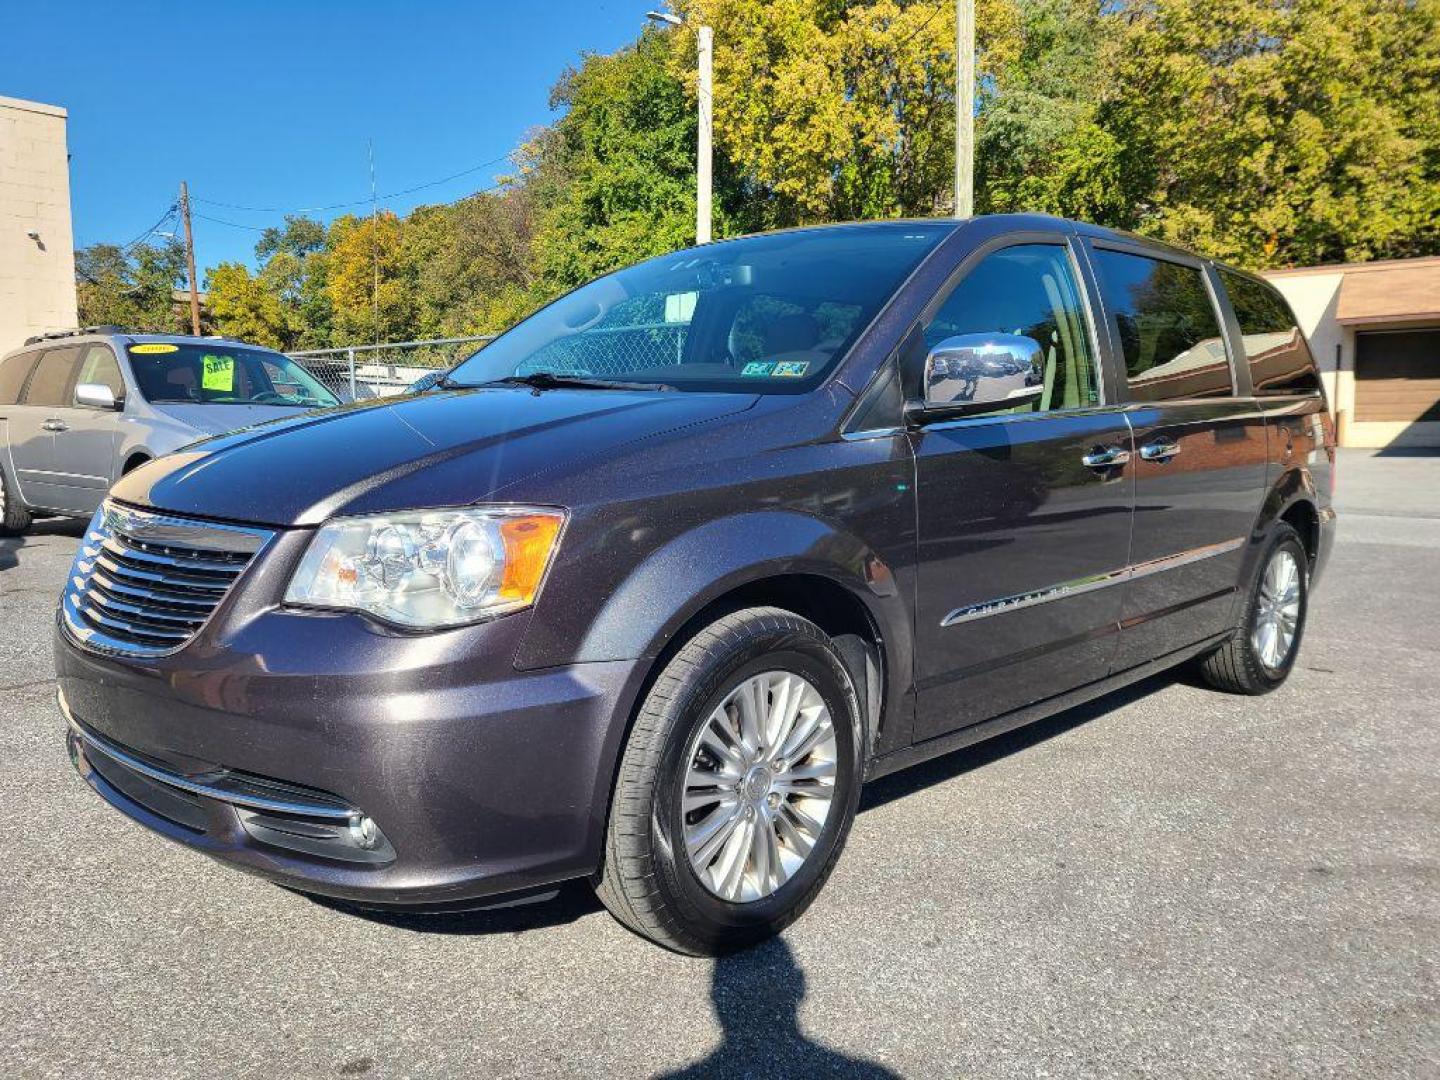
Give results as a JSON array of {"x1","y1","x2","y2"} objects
[
  {"x1": 1102, "y1": 0, "x2": 1440, "y2": 267},
  {"x1": 529, "y1": 27, "x2": 710, "y2": 291},
  {"x1": 76, "y1": 240, "x2": 190, "y2": 332},
  {"x1": 977, "y1": 0, "x2": 1128, "y2": 222},
  {"x1": 671, "y1": 0, "x2": 1018, "y2": 222}
]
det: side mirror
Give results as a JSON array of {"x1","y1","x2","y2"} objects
[
  {"x1": 907, "y1": 333, "x2": 1044, "y2": 425},
  {"x1": 74, "y1": 382, "x2": 122, "y2": 411}
]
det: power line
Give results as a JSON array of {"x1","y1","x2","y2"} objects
[
  {"x1": 192, "y1": 177, "x2": 511, "y2": 232},
  {"x1": 192, "y1": 211, "x2": 269, "y2": 231},
  {"x1": 119, "y1": 203, "x2": 179, "y2": 252},
  {"x1": 191, "y1": 151, "x2": 515, "y2": 215}
]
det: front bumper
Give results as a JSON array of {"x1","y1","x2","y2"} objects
[{"x1": 56, "y1": 606, "x2": 648, "y2": 907}]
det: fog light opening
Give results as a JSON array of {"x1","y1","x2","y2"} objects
[{"x1": 349, "y1": 813, "x2": 381, "y2": 851}]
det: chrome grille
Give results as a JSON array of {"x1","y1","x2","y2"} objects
[{"x1": 62, "y1": 501, "x2": 273, "y2": 656}]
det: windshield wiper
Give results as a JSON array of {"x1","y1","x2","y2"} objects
[{"x1": 478, "y1": 372, "x2": 674, "y2": 393}]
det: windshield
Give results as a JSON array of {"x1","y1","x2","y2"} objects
[
  {"x1": 126, "y1": 343, "x2": 340, "y2": 408},
  {"x1": 447, "y1": 223, "x2": 953, "y2": 393}
]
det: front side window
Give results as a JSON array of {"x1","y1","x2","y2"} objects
[
  {"x1": 126, "y1": 343, "x2": 339, "y2": 408},
  {"x1": 1218, "y1": 269, "x2": 1321, "y2": 395},
  {"x1": 447, "y1": 223, "x2": 953, "y2": 394},
  {"x1": 915, "y1": 243, "x2": 1100, "y2": 415},
  {"x1": 1092, "y1": 250, "x2": 1232, "y2": 401},
  {"x1": 21, "y1": 347, "x2": 81, "y2": 408},
  {"x1": 74, "y1": 344, "x2": 125, "y2": 402}
]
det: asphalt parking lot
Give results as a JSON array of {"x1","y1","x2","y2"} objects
[{"x1": 2, "y1": 449, "x2": 1437, "y2": 1079}]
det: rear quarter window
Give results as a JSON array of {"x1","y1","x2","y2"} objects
[
  {"x1": 1219, "y1": 269, "x2": 1321, "y2": 395},
  {"x1": 1092, "y1": 249, "x2": 1233, "y2": 402},
  {"x1": 0, "y1": 351, "x2": 42, "y2": 405}
]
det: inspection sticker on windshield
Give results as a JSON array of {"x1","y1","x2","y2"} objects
[
  {"x1": 741, "y1": 362, "x2": 775, "y2": 377},
  {"x1": 201, "y1": 354, "x2": 235, "y2": 392},
  {"x1": 130, "y1": 343, "x2": 178, "y2": 354},
  {"x1": 771, "y1": 361, "x2": 809, "y2": 378}
]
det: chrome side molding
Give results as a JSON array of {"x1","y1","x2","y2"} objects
[{"x1": 941, "y1": 536, "x2": 1246, "y2": 627}]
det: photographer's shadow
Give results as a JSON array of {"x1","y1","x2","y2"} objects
[{"x1": 656, "y1": 936, "x2": 899, "y2": 1079}]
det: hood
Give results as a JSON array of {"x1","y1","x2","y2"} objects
[
  {"x1": 113, "y1": 387, "x2": 758, "y2": 527},
  {"x1": 147, "y1": 401, "x2": 308, "y2": 437}
]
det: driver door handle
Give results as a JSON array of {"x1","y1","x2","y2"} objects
[
  {"x1": 1081, "y1": 445, "x2": 1130, "y2": 469},
  {"x1": 1139, "y1": 438, "x2": 1182, "y2": 462},
  {"x1": 42, "y1": 418, "x2": 68, "y2": 432}
]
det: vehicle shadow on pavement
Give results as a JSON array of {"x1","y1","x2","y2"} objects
[
  {"x1": 0, "y1": 516, "x2": 86, "y2": 574},
  {"x1": 653, "y1": 936, "x2": 900, "y2": 1080},
  {"x1": 860, "y1": 672, "x2": 1180, "y2": 813},
  {"x1": 305, "y1": 880, "x2": 604, "y2": 934}
]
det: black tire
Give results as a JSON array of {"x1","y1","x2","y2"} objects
[
  {"x1": 0, "y1": 464, "x2": 31, "y2": 537},
  {"x1": 596, "y1": 607, "x2": 864, "y2": 955},
  {"x1": 1198, "y1": 523, "x2": 1308, "y2": 695}
]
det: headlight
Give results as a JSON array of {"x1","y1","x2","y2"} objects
[{"x1": 284, "y1": 507, "x2": 565, "y2": 628}]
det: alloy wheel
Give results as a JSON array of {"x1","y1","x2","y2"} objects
[
  {"x1": 1252, "y1": 547, "x2": 1302, "y2": 671},
  {"x1": 681, "y1": 670, "x2": 838, "y2": 903}
]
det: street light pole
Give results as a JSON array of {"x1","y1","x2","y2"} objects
[
  {"x1": 955, "y1": 0, "x2": 975, "y2": 218},
  {"x1": 648, "y1": 10, "x2": 713, "y2": 244},
  {"x1": 696, "y1": 23, "x2": 713, "y2": 244}
]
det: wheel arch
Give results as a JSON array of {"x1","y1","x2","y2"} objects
[
  {"x1": 120, "y1": 449, "x2": 153, "y2": 476},
  {"x1": 1255, "y1": 464, "x2": 1323, "y2": 565},
  {"x1": 1230, "y1": 464, "x2": 1323, "y2": 629}
]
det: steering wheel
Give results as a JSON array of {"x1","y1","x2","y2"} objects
[{"x1": 250, "y1": 391, "x2": 286, "y2": 403}]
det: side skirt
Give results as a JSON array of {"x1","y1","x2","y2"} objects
[{"x1": 865, "y1": 630, "x2": 1232, "y2": 782}]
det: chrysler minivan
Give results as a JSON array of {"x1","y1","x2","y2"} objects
[{"x1": 56, "y1": 216, "x2": 1335, "y2": 954}]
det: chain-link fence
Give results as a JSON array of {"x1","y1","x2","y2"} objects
[
  {"x1": 288, "y1": 336, "x2": 495, "y2": 401},
  {"x1": 514, "y1": 323, "x2": 687, "y2": 378}
]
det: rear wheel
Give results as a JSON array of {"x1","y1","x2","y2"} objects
[
  {"x1": 1198, "y1": 523, "x2": 1308, "y2": 694},
  {"x1": 0, "y1": 465, "x2": 32, "y2": 536},
  {"x1": 596, "y1": 607, "x2": 864, "y2": 955}
]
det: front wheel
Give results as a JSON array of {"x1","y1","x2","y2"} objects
[
  {"x1": 1198, "y1": 523, "x2": 1308, "y2": 694},
  {"x1": 596, "y1": 607, "x2": 864, "y2": 955}
]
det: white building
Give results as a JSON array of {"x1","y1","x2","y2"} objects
[{"x1": 0, "y1": 95, "x2": 77, "y2": 354}]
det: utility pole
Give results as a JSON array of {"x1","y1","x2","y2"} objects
[
  {"x1": 178, "y1": 181, "x2": 202, "y2": 335},
  {"x1": 955, "y1": 0, "x2": 975, "y2": 218},
  {"x1": 696, "y1": 24, "x2": 713, "y2": 244}
]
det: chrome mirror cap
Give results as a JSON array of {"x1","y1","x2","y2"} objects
[{"x1": 910, "y1": 333, "x2": 1044, "y2": 424}]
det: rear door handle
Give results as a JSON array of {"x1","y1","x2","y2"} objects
[
  {"x1": 1081, "y1": 445, "x2": 1131, "y2": 469},
  {"x1": 1139, "y1": 438, "x2": 1182, "y2": 462},
  {"x1": 42, "y1": 418, "x2": 68, "y2": 432}
]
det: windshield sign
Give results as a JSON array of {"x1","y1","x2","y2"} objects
[
  {"x1": 127, "y1": 344, "x2": 339, "y2": 408},
  {"x1": 447, "y1": 223, "x2": 952, "y2": 394}
]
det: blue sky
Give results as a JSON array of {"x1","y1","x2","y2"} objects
[{"x1": 1, "y1": 1, "x2": 646, "y2": 272}]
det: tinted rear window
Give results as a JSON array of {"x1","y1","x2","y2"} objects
[
  {"x1": 0, "y1": 351, "x2": 42, "y2": 405},
  {"x1": 21, "y1": 347, "x2": 82, "y2": 408},
  {"x1": 1092, "y1": 250, "x2": 1232, "y2": 401},
  {"x1": 1219, "y1": 269, "x2": 1321, "y2": 395}
]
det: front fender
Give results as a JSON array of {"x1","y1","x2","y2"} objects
[{"x1": 589, "y1": 510, "x2": 904, "y2": 659}]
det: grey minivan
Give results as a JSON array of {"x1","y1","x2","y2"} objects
[
  {"x1": 56, "y1": 218, "x2": 1336, "y2": 955},
  {"x1": 0, "y1": 329, "x2": 338, "y2": 534}
]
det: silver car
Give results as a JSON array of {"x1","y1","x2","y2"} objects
[{"x1": 0, "y1": 329, "x2": 339, "y2": 535}]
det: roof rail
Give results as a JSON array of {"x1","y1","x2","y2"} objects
[{"x1": 23, "y1": 325, "x2": 129, "y2": 346}]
